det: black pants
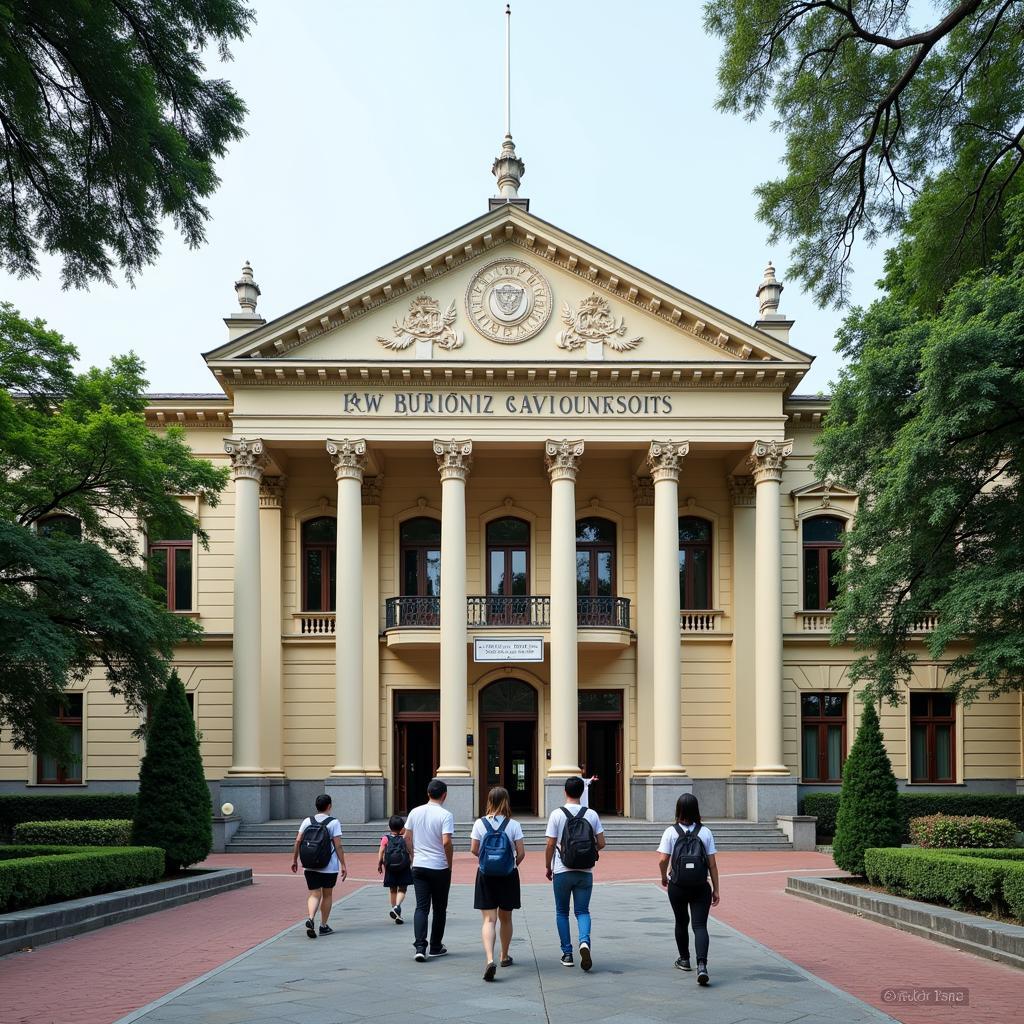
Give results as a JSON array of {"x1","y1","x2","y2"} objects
[
  {"x1": 412, "y1": 866, "x2": 452, "y2": 953},
  {"x1": 667, "y1": 881, "x2": 713, "y2": 962}
]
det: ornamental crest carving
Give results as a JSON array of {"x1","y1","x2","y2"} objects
[
  {"x1": 466, "y1": 258, "x2": 552, "y2": 344},
  {"x1": 377, "y1": 295, "x2": 463, "y2": 352},
  {"x1": 557, "y1": 294, "x2": 642, "y2": 352}
]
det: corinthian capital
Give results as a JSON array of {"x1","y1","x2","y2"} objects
[
  {"x1": 326, "y1": 438, "x2": 368, "y2": 482},
  {"x1": 647, "y1": 440, "x2": 689, "y2": 483},
  {"x1": 224, "y1": 437, "x2": 268, "y2": 482},
  {"x1": 433, "y1": 438, "x2": 473, "y2": 482},
  {"x1": 259, "y1": 475, "x2": 286, "y2": 509},
  {"x1": 747, "y1": 439, "x2": 794, "y2": 485},
  {"x1": 544, "y1": 439, "x2": 584, "y2": 482},
  {"x1": 728, "y1": 474, "x2": 756, "y2": 507}
]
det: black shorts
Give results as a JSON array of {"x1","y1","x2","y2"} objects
[
  {"x1": 304, "y1": 869, "x2": 338, "y2": 891},
  {"x1": 473, "y1": 868, "x2": 521, "y2": 911}
]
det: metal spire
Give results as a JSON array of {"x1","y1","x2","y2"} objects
[{"x1": 490, "y1": 4, "x2": 527, "y2": 209}]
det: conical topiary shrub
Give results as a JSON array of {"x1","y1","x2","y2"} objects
[
  {"x1": 132, "y1": 672, "x2": 211, "y2": 872},
  {"x1": 832, "y1": 697, "x2": 903, "y2": 875}
]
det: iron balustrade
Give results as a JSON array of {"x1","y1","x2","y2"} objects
[
  {"x1": 576, "y1": 596, "x2": 630, "y2": 629},
  {"x1": 466, "y1": 595, "x2": 550, "y2": 627},
  {"x1": 385, "y1": 596, "x2": 440, "y2": 628},
  {"x1": 384, "y1": 595, "x2": 630, "y2": 630}
]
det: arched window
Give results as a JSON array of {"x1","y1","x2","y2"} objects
[
  {"x1": 400, "y1": 517, "x2": 441, "y2": 597},
  {"x1": 39, "y1": 514, "x2": 82, "y2": 540},
  {"x1": 802, "y1": 516, "x2": 844, "y2": 610},
  {"x1": 678, "y1": 516, "x2": 712, "y2": 609},
  {"x1": 576, "y1": 517, "x2": 616, "y2": 597},
  {"x1": 302, "y1": 516, "x2": 336, "y2": 612},
  {"x1": 149, "y1": 521, "x2": 193, "y2": 611}
]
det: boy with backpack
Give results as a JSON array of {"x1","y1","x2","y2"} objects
[
  {"x1": 544, "y1": 776, "x2": 606, "y2": 970},
  {"x1": 377, "y1": 814, "x2": 413, "y2": 923},
  {"x1": 290, "y1": 794, "x2": 347, "y2": 938}
]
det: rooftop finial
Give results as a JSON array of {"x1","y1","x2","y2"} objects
[
  {"x1": 489, "y1": 4, "x2": 528, "y2": 209},
  {"x1": 756, "y1": 260, "x2": 783, "y2": 318},
  {"x1": 234, "y1": 260, "x2": 261, "y2": 316}
]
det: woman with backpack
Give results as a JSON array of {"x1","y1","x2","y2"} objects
[
  {"x1": 377, "y1": 814, "x2": 413, "y2": 923},
  {"x1": 657, "y1": 793, "x2": 720, "y2": 986},
  {"x1": 469, "y1": 786, "x2": 526, "y2": 981}
]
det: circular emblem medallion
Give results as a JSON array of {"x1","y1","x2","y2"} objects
[{"x1": 466, "y1": 258, "x2": 552, "y2": 344}]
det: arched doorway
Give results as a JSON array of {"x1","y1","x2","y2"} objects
[{"x1": 478, "y1": 678, "x2": 538, "y2": 816}]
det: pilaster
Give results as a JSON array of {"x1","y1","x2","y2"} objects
[{"x1": 257, "y1": 476, "x2": 286, "y2": 799}]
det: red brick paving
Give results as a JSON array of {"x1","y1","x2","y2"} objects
[{"x1": 1, "y1": 851, "x2": 1020, "y2": 1024}]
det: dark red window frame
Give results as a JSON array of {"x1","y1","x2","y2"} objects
[
  {"x1": 678, "y1": 516, "x2": 712, "y2": 610},
  {"x1": 301, "y1": 517, "x2": 337, "y2": 612},
  {"x1": 37, "y1": 694, "x2": 83, "y2": 785},
  {"x1": 800, "y1": 693, "x2": 847, "y2": 783},
  {"x1": 150, "y1": 538, "x2": 193, "y2": 611},
  {"x1": 802, "y1": 516, "x2": 844, "y2": 611},
  {"x1": 910, "y1": 693, "x2": 956, "y2": 783}
]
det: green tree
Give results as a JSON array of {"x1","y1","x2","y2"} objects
[
  {"x1": 705, "y1": 1, "x2": 1024, "y2": 307},
  {"x1": 133, "y1": 671, "x2": 212, "y2": 872},
  {"x1": 0, "y1": 1, "x2": 253, "y2": 287},
  {"x1": 832, "y1": 699, "x2": 902, "y2": 875},
  {"x1": 0, "y1": 303, "x2": 229, "y2": 754}
]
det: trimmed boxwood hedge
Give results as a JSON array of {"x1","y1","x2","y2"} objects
[
  {"x1": 13, "y1": 819, "x2": 133, "y2": 847},
  {"x1": 0, "y1": 795, "x2": 137, "y2": 840},
  {"x1": 803, "y1": 792, "x2": 1024, "y2": 839},
  {"x1": 909, "y1": 814, "x2": 1018, "y2": 849},
  {"x1": 0, "y1": 845, "x2": 164, "y2": 912}
]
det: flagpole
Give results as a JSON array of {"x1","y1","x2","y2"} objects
[{"x1": 505, "y1": 4, "x2": 511, "y2": 139}]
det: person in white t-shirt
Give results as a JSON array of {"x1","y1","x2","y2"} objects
[
  {"x1": 403, "y1": 778, "x2": 455, "y2": 962},
  {"x1": 657, "y1": 792, "x2": 720, "y2": 986},
  {"x1": 470, "y1": 786, "x2": 526, "y2": 982},
  {"x1": 290, "y1": 794, "x2": 347, "y2": 938},
  {"x1": 544, "y1": 776, "x2": 606, "y2": 971}
]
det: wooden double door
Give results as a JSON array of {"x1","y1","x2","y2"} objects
[{"x1": 578, "y1": 690, "x2": 624, "y2": 816}]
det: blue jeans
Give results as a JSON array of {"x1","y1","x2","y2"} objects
[{"x1": 552, "y1": 870, "x2": 593, "y2": 954}]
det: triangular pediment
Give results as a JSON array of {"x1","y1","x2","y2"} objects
[{"x1": 205, "y1": 207, "x2": 812, "y2": 387}]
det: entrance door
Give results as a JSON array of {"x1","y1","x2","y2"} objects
[
  {"x1": 393, "y1": 690, "x2": 440, "y2": 814},
  {"x1": 578, "y1": 690, "x2": 624, "y2": 815},
  {"x1": 478, "y1": 679, "x2": 538, "y2": 815}
]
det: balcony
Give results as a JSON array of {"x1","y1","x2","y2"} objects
[
  {"x1": 792, "y1": 610, "x2": 938, "y2": 635},
  {"x1": 466, "y1": 595, "x2": 550, "y2": 628},
  {"x1": 680, "y1": 610, "x2": 723, "y2": 633}
]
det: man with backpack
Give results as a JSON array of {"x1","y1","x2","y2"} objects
[
  {"x1": 290, "y1": 794, "x2": 347, "y2": 938},
  {"x1": 544, "y1": 776, "x2": 606, "y2": 970},
  {"x1": 404, "y1": 779, "x2": 455, "y2": 962}
]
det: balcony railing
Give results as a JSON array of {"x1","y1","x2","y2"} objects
[
  {"x1": 385, "y1": 596, "x2": 440, "y2": 628},
  {"x1": 467, "y1": 595, "x2": 550, "y2": 627},
  {"x1": 680, "y1": 610, "x2": 722, "y2": 632},
  {"x1": 577, "y1": 596, "x2": 630, "y2": 629},
  {"x1": 383, "y1": 595, "x2": 632, "y2": 630},
  {"x1": 294, "y1": 612, "x2": 336, "y2": 635},
  {"x1": 796, "y1": 609, "x2": 938, "y2": 633}
]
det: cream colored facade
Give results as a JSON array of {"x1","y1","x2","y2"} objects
[{"x1": 2, "y1": 202, "x2": 1022, "y2": 821}]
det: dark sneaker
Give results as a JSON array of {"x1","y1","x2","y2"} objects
[
  {"x1": 483, "y1": 962, "x2": 497, "y2": 982},
  {"x1": 500, "y1": 956, "x2": 514, "y2": 967},
  {"x1": 414, "y1": 950, "x2": 427, "y2": 962},
  {"x1": 304, "y1": 918, "x2": 316, "y2": 939},
  {"x1": 675, "y1": 956, "x2": 692, "y2": 971},
  {"x1": 560, "y1": 952, "x2": 574, "y2": 967},
  {"x1": 318, "y1": 924, "x2": 334, "y2": 935},
  {"x1": 389, "y1": 907, "x2": 399, "y2": 921},
  {"x1": 697, "y1": 961, "x2": 710, "y2": 986},
  {"x1": 428, "y1": 945, "x2": 448, "y2": 958},
  {"x1": 579, "y1": 943, "x2": 592, "y2": 972}
]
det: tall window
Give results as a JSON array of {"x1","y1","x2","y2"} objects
[
  {"x1": 37, "y1": 694, "x2": 83, "y2": 784},
  {"x1": 576, "y1": 517, "x2": 616, "y2": 597},
  {"x1": 803, "y1": 516, "x2": 844, "y2": 610},
  {"x1": 487, "y1": 517, "x2": 530, "y2": 597},
  {"x1": 302, "y1": 516, "x2": 337, "y2": 612},
  {"x1": 400, "y1": 517, "x2": 441, "y2": 597},
  {"x1": 39, "y1": 514, "x2": 82, "y2": 540},
  {"x1": 678, "y1": 516, "x2": 712, "y2": 609},
  {"x1": 801, "y1": 693, "x2": 846, "y2": 782},
  {"x1": 149, "y1": 522, "x2": 193, "y2": 612},
  {"x1": 910, "y1": 693, "x2": 956, "y2": 782}
]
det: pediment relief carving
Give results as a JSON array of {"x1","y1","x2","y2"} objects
[{"x1": 791, "y1": 479, "x2": 858, "y2": 526}]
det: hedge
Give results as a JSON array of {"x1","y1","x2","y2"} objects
[
  {"x1": 0, "y1": 795, "x2": 137, "y2": 840},
  {"x1": 863, "y1": 847, "x2": 1024, "y2": 921},
  {"x1": 13, "y1": 819, "x2": 133, "y2": 847},
  {"x1": 802, "y1": 792, "x2": 1024, "y2": 839},
  {"x1": 909, "y1": 814, "x2": 1018, "y2": 849},
  {"x1": 0, "y1": 845, "x2": 164, "y2": 912}
]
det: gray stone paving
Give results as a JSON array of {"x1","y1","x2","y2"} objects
[{"x1": 118, "y1": 884, "x2": 894, "y2": 1024}]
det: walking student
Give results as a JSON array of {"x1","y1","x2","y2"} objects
[
  {"x1": 377, "y1": 814, "x2": 413, "y2": 923},
  {"x1": 290, "y1": 793, "x2": 347, "y2": 938},
  {"x1": 404, "y1": 778, "x2": 455, "y2": 962},
  {"x1": 470, "y1": 786, "x2": 526, "y2": 982},
  {"x1": 544, "y1": 776, "x2": 605, "y2": 970},
  {"x1": 658, "y1": 792, "x2": 720, "y2": 985}
]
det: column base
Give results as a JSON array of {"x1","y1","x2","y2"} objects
[
  {"x1": 220, "y1": 776, "x2": 288, "y2": 823},
  {"x1": 726, "y1": 773, "x2": 752, "y2": 818},
  {"x1": 435, "y1": 775, "x2": 475, "y2": 823},
  {"x1": 324, "y1": 776, "x2": 385, "y2": 824},
  {"x1": 746, "y1": 774, "x2": 798, "y2": 822},
  {"x1": 638, "y1": 774, "x2": 693, "y2": 821}
]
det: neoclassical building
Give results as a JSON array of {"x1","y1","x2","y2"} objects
[{"x1": 3, "y1": 139, "x2": 1021, "y2": 822}]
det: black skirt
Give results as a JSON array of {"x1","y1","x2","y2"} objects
[
  {"x1": 473, "y1": 867, "x2": 522, "y2": 910},
  {"x1": 383, "y1": 865, "x2": 414, "y2": 889}
]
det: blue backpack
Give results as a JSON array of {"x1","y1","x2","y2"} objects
[{"x1": 478, "y1": 816, "x2": 516, "y2": 876}]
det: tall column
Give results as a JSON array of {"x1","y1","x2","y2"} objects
[
  {"x1": 434, "y1": 439, "x2": 474, "y2": 821},
  {"x1": 633, "y1": 476, "x2": 655, "y2": 807},
  {"x1": 544, "y1": 439, "x2": 584, "y2": 811},
  {"x1": 746, "y1": 438, "x2": 797, "y2": 821},
  {"x1": 361, "y1": 475, "x2": 385, "y2": 820},
  {"x1": 325, "y1": 438, "x2": 373, "y2": 822}
]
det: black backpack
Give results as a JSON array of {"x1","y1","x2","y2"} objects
[
  {"x1": 384, "y1": 832, "x2": 411, "y2": 872},
  {"x1": 669, "y1": 823, "x2": 709, "y2": 885},
  {"x1": 299, "y1": 815, "x2": 336, "y2": 870},
  {"x1": 559, "y1": 806, "x2": 598, "y2": 870}
]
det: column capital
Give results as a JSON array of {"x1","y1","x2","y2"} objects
[
  {"x1": 433, "y1": 438, "x2": 473, "y2": 481},
  {"x1": 544, "y1": 438, "x2": 584, "y2": 482},
  {"x1": 327, "y1": 438, "x2": 368, "y2": 482},
  {"x1": 224, "y1": 437, "x2": 268, "y2": 482},
  {"x1": 747, "y1": 439, "x2": 794, "y2": 485},
  {"x1": 632, "y1": 475, "x2": 655, "y2": 507},
  {"x1": 259, "y1": 475, "x2": 287, "y2": 509},
  {"x1": 361, "y1": 475, "x2": 383, "y2": 506},
  {"x1": 728, "y1": 474, "x2": 756, "y2": 507},
  {"x1": 647, "y1": 440, "x2": 689, "y2": 483}
]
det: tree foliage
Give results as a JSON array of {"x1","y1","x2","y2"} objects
[
  {"x1": 132, "y1": 671, "x2": 212, "y2": 872},
  {"x1": 0, "y1": 303, "x2": 228, "y2": 753},
  {"x1": 705, "y1": 1, "x2": 1024, "y2": 307},
  {"x1": 0, "y1": 1, "x2": 253, "y2": 287}
]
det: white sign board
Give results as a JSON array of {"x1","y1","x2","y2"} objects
[{"x1": 473, "y1": 637, "x2": 545, "y2": 663}]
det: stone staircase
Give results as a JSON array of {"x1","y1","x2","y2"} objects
[{"x1": 225, "y1": 817, "x2": 793, "y2": 854}]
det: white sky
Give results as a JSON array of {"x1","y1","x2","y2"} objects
[{"x1": 0, "y1": 1, "x2": 889, "y2": 396}]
